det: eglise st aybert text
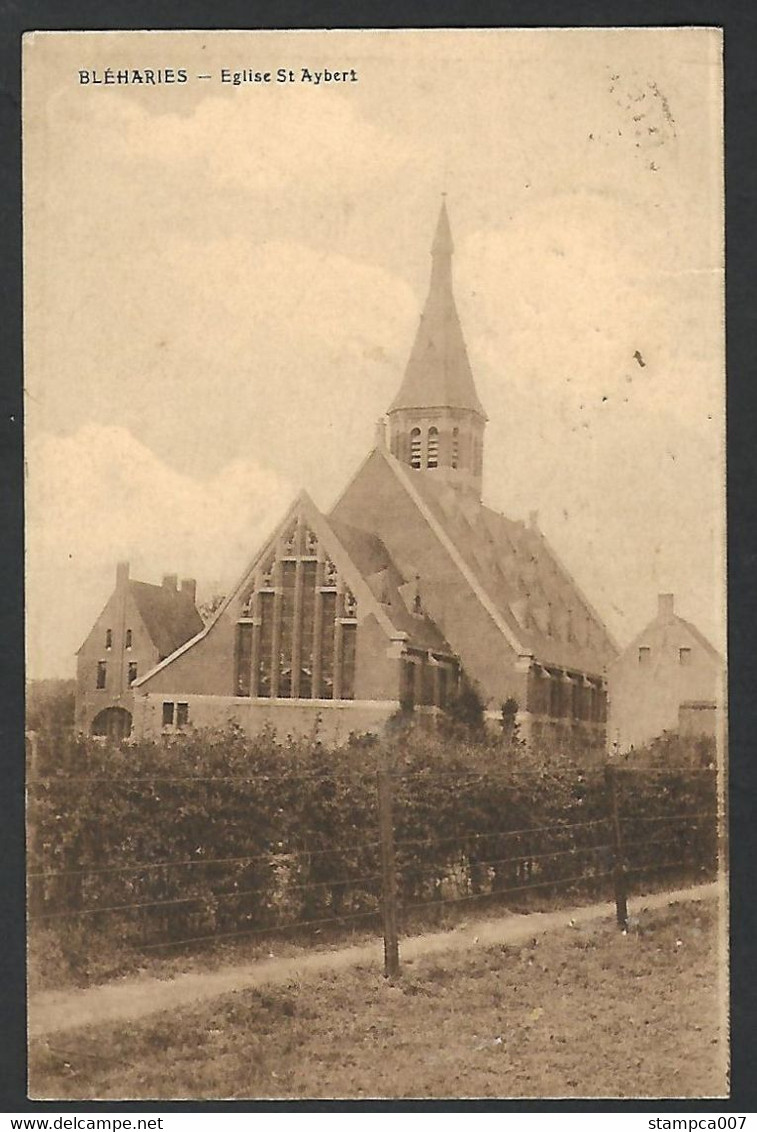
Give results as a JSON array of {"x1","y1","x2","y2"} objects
[{"x1": 78, "y1": 67, "x2": 359, "y2": 86}]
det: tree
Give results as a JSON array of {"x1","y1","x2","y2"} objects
[
  {"x1": 26, "y1": 679, "x2": 75, "y2": 734},
  {"x1": 500, "y1": 696, "x2": 520, "y2": 742},
  {"x1": 443, "y1": 675, "x2": 486, "y2": 734}
]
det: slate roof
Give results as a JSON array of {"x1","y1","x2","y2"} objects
[
  {"x1": 388, "y1": 202, "x2": 486, "y2": 418},
  {"x1": 403, "y1": 464, "x2": 616, "y2": 673},
  {"x1": 129, "y1": 581, "x2": 204, "y2": 660},
  {"x1": 328, "y1": 516, "x2": 453, "y2": 653},
  {"x1": 332, "y1": 448, "x2": 617, "y2": 678}
]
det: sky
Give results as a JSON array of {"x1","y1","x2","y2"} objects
[{"x1": 23, "y1": 28, "x2": 724, "y2": 678}]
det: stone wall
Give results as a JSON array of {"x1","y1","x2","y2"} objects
[{"x1": 133, "y1": 692, "x2": 400, "y2": 747}]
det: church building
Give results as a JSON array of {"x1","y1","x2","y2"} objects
[{"x1": 133, "y1": 204, "x2": 617, "y2": 747}]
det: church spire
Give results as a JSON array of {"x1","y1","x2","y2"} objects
[
  {"x1": 386, "y1": 200, "x2": 487, "y2": 500},
  {"x1": 431, "y1": 197, "x2": 454, "y2": 258},
  {"x1": 388, "y1": 199, "x2": 486, "y2": 418}
]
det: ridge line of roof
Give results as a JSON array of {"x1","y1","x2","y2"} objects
[
  {"x1": 133, "y1": 492, "x2": 309, "y2": 688},
  {"x1": 379, "y1": 449, "x2": 527, "y2": 657},
  {"x1": 527, "y1": 527, "x2": 619, "y2": 658},
  {"x1": 608, "y1": 611, "x2": 722, "y2": 668},
  {"x1": 134, "y1": 488, "x2": 410, "y2": 690},
  {"x1": 675, "y1": 615, "x2": 722, "y2": 660}
]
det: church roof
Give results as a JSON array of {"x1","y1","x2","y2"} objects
[
  {"x1": 328, "y1": 516, "x2": 452, "y2": 653},
  {"x1": 135, "y1": 490, "x2": 454, "y2": 691},
  {"x1": 331, "y1": 447, "x2": 617, "y2": 677},
  {"x1": 129, "y1": 581, "x2": 204, "y2": 659},
  {"x1": 404, "y1": 464, "x2": 616, "y2": 672},
  {"x1": 388, "y1": 201, "x2": 486, "y2": 418}
]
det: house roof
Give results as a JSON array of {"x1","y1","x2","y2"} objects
[
  {"x1": 388, "y1": 202, "x2": 486, "y2": 418},
  {"x1": 610, "y1": 609, "x2": 722, "y2": 670},
  {"x1": 674, "y1": 616, "x2": 722, "y2": 662},
  {"x1": 129, "y1": 581, "x2": 204, "y2": 660},
  {"x1": 332, "y1": 447, "x2": 618, "y2": 677}
]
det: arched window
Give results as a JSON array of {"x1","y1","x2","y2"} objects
[
  {"x1": 451, "y1": 427, "x2": 459, "y2": 469},
  {"x1": 92, "y1": 706, "x2": 131, "y2": 740},
  {"x1": 410, "y1": 428, "x2": 422, "y2": 468},
  {"x1": 427, "y1": 427, "x2": 439, "y2": 468},
  {"x1": 236, "y1": 520, "x2": 357, "y2": 701}
]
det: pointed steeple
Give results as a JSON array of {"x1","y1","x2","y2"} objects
[
  {"x1": 386, "y1": 201, "x2": 487, "y2": 500},
  {"x1": 388, "y1": 200, "x2": 486, "y2": 418},
  {"x1": 431, "y1": 197, "x2": 454, "y2": 258}
]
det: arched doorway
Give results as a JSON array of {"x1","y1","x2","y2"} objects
[{"x1": 91, "y1": 706, "x2": 132, "y2": 741}]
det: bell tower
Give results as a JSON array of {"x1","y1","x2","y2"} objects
[{"x1": 386, "y1": 200, "x2": 487, "y2": 500}]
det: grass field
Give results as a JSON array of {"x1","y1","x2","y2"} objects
[{"x1": 30, "y1": 898, "x2": 727, "y2": 1100}]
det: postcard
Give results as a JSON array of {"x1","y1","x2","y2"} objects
[{"x1": 24, "y1": 28, "x2": 726, "y2": 1100}]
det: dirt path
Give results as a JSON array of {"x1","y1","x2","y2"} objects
[{"x1": 29, "y1": 881, "x2": 721, "y2": 1039}]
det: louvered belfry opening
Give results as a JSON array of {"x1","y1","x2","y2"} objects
[{"x1": 234, "y1": 516, "x2": 358, "y2": 700}]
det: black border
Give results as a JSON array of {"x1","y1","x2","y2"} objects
[{"x1": 2, "y1": 0, "x2": 755, "y2": 1114}]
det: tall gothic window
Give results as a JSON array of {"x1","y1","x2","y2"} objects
[
  {"x1": 235, "y1": 519, "x2": 358, "y2": 701},
  {"x1": 410, "y1": 428, "x2": 422, "y2": 469},
  {"x1": 451, "y1": 427, "x2": 459, "y2": 469},
  {"x1": 570, "y1": 677, "x2": 581, "y2": 720},
  {"x1": 548, "y1": 672, "x2": 562, "y2": 718},
  {"x1": 235, "y1": 623, "x2": 253, "y2": 696},
  {"x1": 427, "y1": 426, "x2": 439, "y2": 468}
]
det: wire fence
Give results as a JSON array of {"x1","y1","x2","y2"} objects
[{"x1": 27, "y1": 732, "x2": 720, "y2": 978}]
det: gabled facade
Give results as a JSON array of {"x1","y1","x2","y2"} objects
[
  {"x1": 607, "y1": 593, "x2": 723, "y2": 752},
  {"x1": 133, "y1": 203, "x2": 617, "y2": 748},
  {"x1": 75, "y1": 562, "x2": 203, "y2": 739},
  {"x1": 132, "y1": 492, "x2": 459, "y2": 743}
]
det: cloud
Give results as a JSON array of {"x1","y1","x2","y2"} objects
[
  {"x1": 26, "y1": 425, "x2": 294, "y2": 677},
  {"x1": 43, "y1": 86, "x2": 414, "y2": 197},
  {"x1": 25, "y1": 234, "x2": 419, "y2": 496}
]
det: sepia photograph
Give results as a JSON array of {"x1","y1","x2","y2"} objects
[{"x1": 23, "y1": 27, "x2": 727, "y2": 1100}]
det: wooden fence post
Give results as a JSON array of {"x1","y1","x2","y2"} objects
[
  {"x1": 377, "y1": 755, "x2": 400, "y2": 978},
  {"x1": 605, "y1": 763, "x2": 629, "y2": 930}
]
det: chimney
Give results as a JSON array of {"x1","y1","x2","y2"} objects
[
  {"x1": 116, "y1": 561, "x2": 130, "y2": 589},
  {"x1": 162, "y1": 573, "x2": 178, "y2": 592},
  {"x1": 181, "y1": 577, "x2": 197, "y2": 604},
  {"x1": 658, "y1": 593, "x2": 675, "y2": 620},
  {"x1": 374, "y1": 417, "x2": 387, "y2": 449},
  {"x1": 529, "y1": 510, "x2": 539, "y2": 530}
]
